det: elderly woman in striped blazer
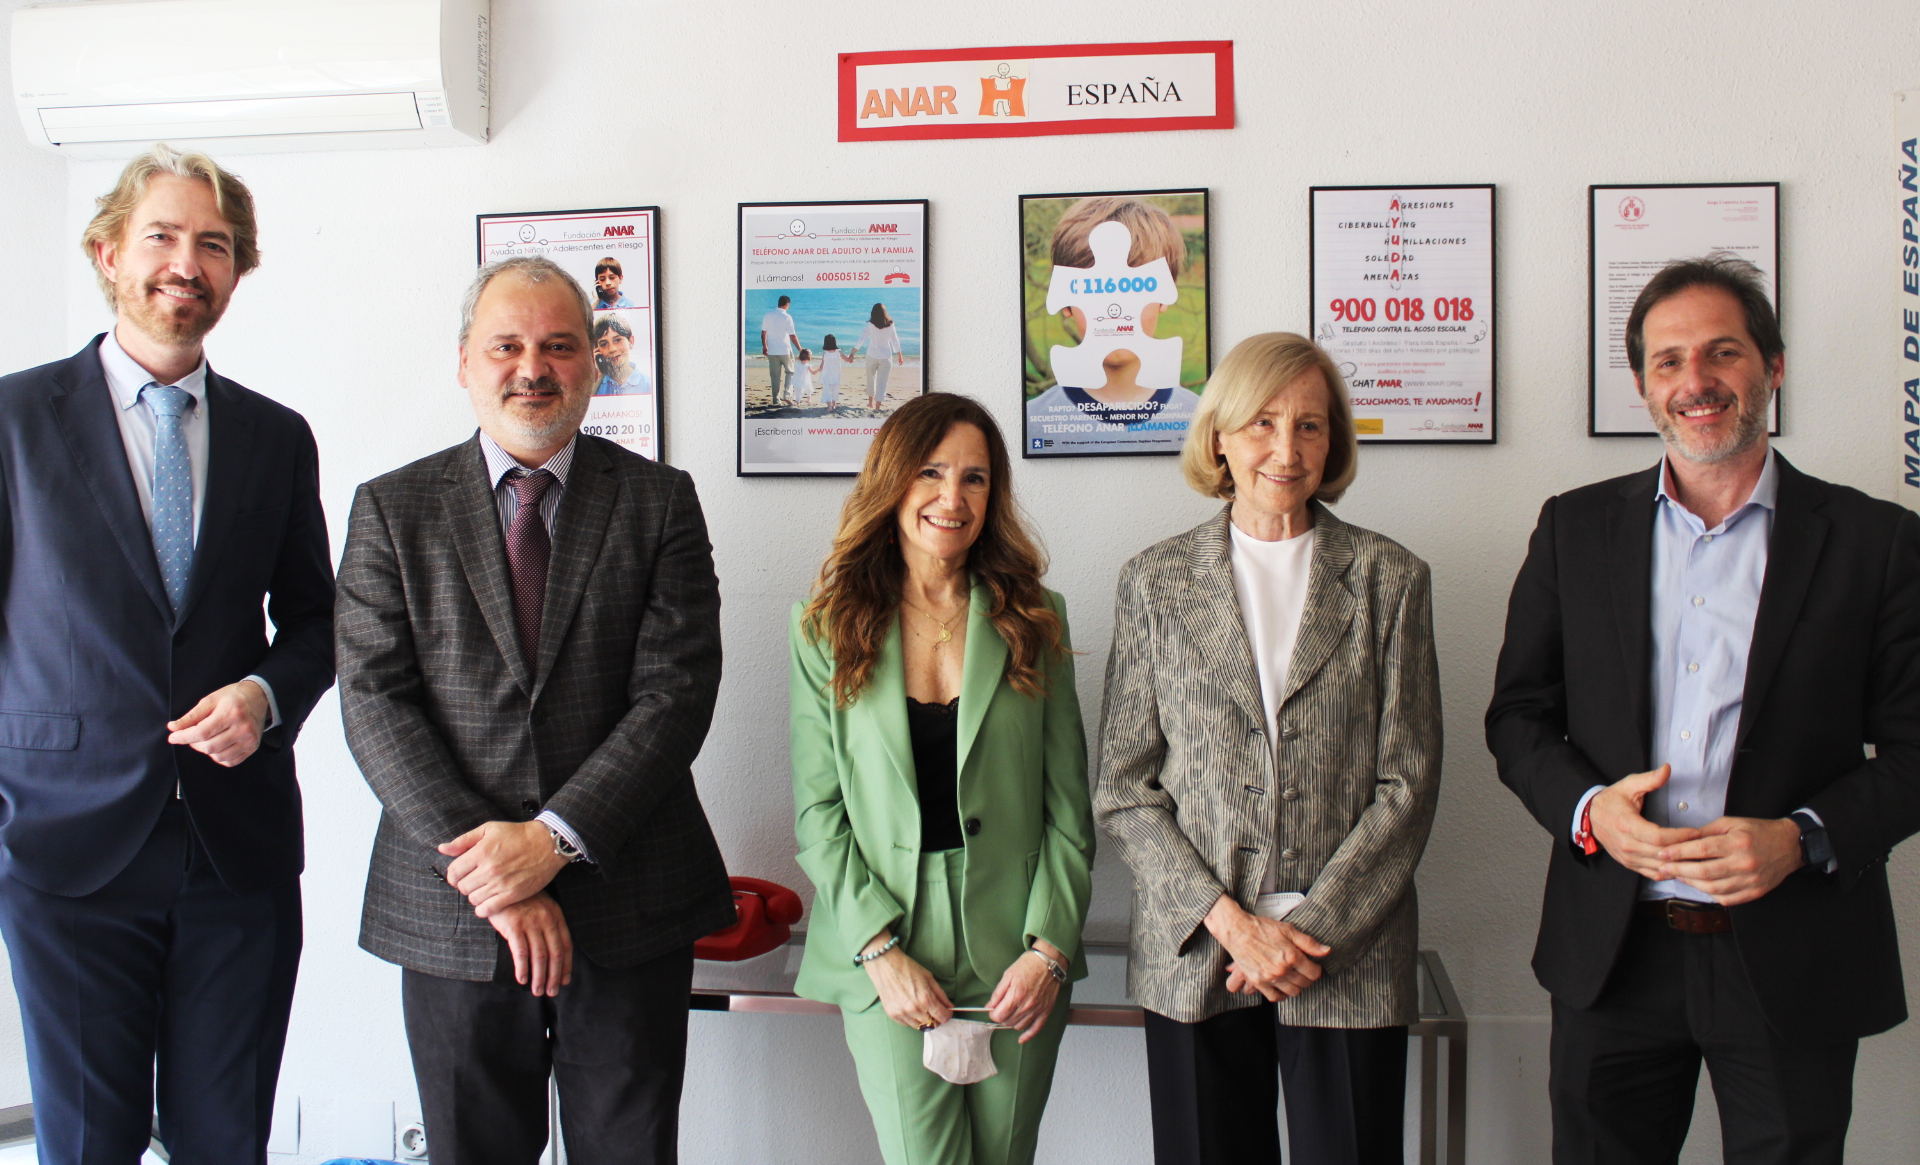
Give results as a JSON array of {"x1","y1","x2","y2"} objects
[{"x1": 1094, "y1": 332, "x2": 1443, "y2": 1165}]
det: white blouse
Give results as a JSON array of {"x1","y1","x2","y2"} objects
[{"x1": 1227, "y1": 519, "x2": 1316, "y2": 897}]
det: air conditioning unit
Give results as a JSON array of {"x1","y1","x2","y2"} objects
[{"x1": 12, "y1": 0, "x2": 489, "y2": 159}]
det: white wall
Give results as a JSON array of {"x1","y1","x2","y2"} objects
[{"x1": 7, "y1": 0, "x2": 1920, "y2": 1160}]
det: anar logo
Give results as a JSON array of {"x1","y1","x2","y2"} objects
[
  {"x1": 868, "y1": 224, "x2": 898, "y2": 233},
  {"x1": 1619, "y1": 196, "x2": 1646, "y2": 222},
  {"x1": 979, "y1": 61, "x2": 1029, "y2": 117},
  {"x1": 604, "y1": 224, "x2": 634, "y2": 237}
]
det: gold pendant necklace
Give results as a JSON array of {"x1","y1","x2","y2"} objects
[{"x1": 905, "y1": 600, "x2": 963, "y2": 645}]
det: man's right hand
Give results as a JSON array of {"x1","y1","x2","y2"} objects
[
  {"x1": 1589, "y1": 764, "x2": 1703, "y2": 879},
  {"x1": 488, "y1": 890, "x2": 572, "y2": 997}
]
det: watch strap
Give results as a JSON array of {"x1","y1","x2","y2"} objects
[{"x1": 1788, "y1": 810, "x2": 1834, "y2": 869}]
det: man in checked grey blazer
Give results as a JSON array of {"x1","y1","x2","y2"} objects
[{"x1": 337, "y1": 257, "x2": 732, "y2": 1164}]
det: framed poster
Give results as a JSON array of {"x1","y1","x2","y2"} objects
[
  {"x1": 476, "y1": 206, "x2": 662, "y2": 461},
  {"x1": 1020, "y1": 188, "x2": 1210, "y2": 458},
  {"x1": 1309, "y1": 185, "x2": 1495, "y2": 443},
  {"x1": 1589, "y1": 183, "x2": 1780, "y2": 436},
  {"x1": 738, "y1": 200, "x2": 928, "y2": 476}
]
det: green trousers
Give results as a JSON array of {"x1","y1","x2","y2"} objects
[{"x1": 841, "y1": 848, "x2": 1071, "y2": 1165}]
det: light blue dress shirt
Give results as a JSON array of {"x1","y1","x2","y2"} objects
[
  {"x1": 477, "y1": 431, "x2": 592, "y2": 864},
  {"x1": 1571, "y1": 451, "x2": 1824, "y2": 901},
  {"x1": 97, "y1": 331, "x2": 281, "y2": 730}
]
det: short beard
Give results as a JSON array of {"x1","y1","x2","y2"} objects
[
  {"x1": 116, "y1": 275, "x2": 224, "y2": 347},
  {"x1": 1652, "y1": 385, "x2": 1772, "y2": 466},
  {"x1": 498, "y1": 376, "x2": 592, "y2": 445}
]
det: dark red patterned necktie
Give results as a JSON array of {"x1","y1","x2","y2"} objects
[{"x1": 505, "y1": 468, "x2": 554, "y2": 665}]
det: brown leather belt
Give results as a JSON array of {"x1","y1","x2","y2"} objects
[{"x1": 1636, "y1": 898, "x2": 1732, "y2": 934}]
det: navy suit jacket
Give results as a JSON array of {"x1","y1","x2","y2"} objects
[
  {"x1": 0, "y1": 336, "x2": 335, "y2": 897},
  {"x1": 1487, "y1": 456, "x2": 1920, "y2": 1043}
]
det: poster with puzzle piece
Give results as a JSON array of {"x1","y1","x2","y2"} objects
[
  {"x1": 1044, "y1": 221, "x2": 1182, "y2": 390},
  {"x1": 1021, "y1": 190, "x2": 1210, "y2": 458}
]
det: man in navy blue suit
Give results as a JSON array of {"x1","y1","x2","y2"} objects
[{"x1": 0, "y1": 144, "x2": 334, "y2": 1163}]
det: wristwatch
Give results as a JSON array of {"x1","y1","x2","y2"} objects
[
  {"x1": 1788, "y1": 811, "x2": 1834, "y2": 870},
  {"x1": 545, "y1": 824, "x2": 586, "y2": 862}
]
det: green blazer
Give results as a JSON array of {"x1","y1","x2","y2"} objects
[{"x1": 789, "y1": 585, "x2": 1095, "y2": 1010}]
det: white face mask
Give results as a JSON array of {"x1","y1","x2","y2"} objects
[{"x1": 922, "y1": 1018, "x2": 1002, "y2": 1085}]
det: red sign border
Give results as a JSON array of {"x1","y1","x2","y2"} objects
[{"x1": 838, "y1": 41, "x2": 1235, "y2": 143}]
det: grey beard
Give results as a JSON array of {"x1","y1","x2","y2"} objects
[
  {"x1": 499, "y1": 380, "x2": 591, "y2": 444},
  {"x1": 1654, "y1": 387, "x2": 1772, "y2": 466}
]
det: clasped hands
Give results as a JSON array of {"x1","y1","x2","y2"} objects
[
  {"x1": 1587, "y1": 764, "x2": 1804, "y2": 906},
  {"x1": 440, "y1": 820, "x2": 574, "y2": 997},
  {"x1": 1206, "y1": 895, "x2": 1330, "y2": 1002},
  {"x1": 861, "y1": 931, "x2": 1066, "y2": 1043}
]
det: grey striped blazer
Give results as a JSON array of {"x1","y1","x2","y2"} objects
[
  {"x1": 1095, "y1": 503, "x2": 1442, "y2": 1026},
  {"x1": 336, "y1": 433, "x2": 735, "y2": 980}
]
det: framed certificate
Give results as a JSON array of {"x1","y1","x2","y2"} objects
[
  {"x1": 737, "y1": 199, "x2": 928, "y2": 476},
  {"x1": 476, "y1": 206, "x2": 663, "y2": 462},
  {"x1": 1310, "y1": 185, "x2": 1495, "y2": 443},
  {"x1": 1589, "y1": 183, "x2": 1780, "y2": 436}
]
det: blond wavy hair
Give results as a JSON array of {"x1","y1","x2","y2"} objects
[
  {"x1": 82, "y1": 143, "x2": 260, "y2": 306},
  {"x1": 1181, "y1": 332, "x2": 1359, "y2": 502}
]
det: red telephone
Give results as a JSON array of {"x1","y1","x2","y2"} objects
[{"x1": 694, "y1": 877, "x2": 804, "y2": 962}]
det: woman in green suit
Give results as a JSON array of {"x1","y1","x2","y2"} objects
[{"x1": 790, "y1": 392, "x2": 1096, "y2": 1165}]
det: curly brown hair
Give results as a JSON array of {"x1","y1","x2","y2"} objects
[{"x1": 803, "y1": 393, "x2": 1063, "y2": 707}]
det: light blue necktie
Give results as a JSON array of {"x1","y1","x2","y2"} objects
[{"x1": 142, "y1": 383, "x2": 195, "y2": 614}]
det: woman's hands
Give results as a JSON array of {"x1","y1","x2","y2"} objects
[
  {"x1": 1205, "y1": 894, "x2": 1331, "y2": 1002},
  {"x1": 862, "y1": 931, "x2": 954, "y2": 1030},
  {"x1": 987, "y1": 939, "x2": 1065, "y2": 1043}
]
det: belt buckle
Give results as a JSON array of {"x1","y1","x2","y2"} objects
[{"x1": 1661, "y1": 899, "x2": 1724, "y2": 934}]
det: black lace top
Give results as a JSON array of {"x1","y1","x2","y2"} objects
[{"x1": 906, "y1": 697, "x2": 964, "y2": 851}]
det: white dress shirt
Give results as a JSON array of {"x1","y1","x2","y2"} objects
[
  {"x1": 97, "y1": 331, "x2": 280, "y2": 728},
  {"x1": 477, "y1": 431, "x2": 592, "y2": 863}
]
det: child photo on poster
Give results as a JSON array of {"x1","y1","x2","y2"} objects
[{"x1": 1021, "y1": 189, "x2": 1210, "y2": 458}]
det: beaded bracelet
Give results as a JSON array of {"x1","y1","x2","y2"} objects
[
  {"x1": 853, "y1": 934, "x2": 901, "y2": 965},
  {"x1": 1027, "y1": 947, "x2": 1067, "y2": 984}
]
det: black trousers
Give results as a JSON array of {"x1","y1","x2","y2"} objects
[
  {"x1": 402, "y1": 941, "x2": 695, "y2": 1165},
  {"x1": 1144, "y1": 1003, "x2": 1408, "y2": 1165},
  {"x1": 1550, "y1": 913, "x2": 1858, "y2": 1165},
  {"x1": 0, "y1": 799, "x2": 302, "y2": 1165}
]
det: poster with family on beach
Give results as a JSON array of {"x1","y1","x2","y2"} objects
[
  {"x1": 476, "y1": 205, "x2": 661, "y2": 461},
  {"x1": 1020, "y1": 189, "x2": 1210, "y2": 458},
  {"x1": 737, "y1": 200, "x2": 928, "y2": 475}
]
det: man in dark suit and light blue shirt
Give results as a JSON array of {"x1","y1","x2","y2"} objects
[
  {"x1": 336, "y1": 256, "x2": 732, "y2": 1163},
  {"x1": 1488, "y1": 255, "x2": 1920, "y2": 1164},
  {"x1": 0, "y1": 145, "x2": 334, "y2": 1164}
]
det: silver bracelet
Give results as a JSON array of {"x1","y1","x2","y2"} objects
[
  {"x1": 1027, "y1": 947, "x2": 1067, "y2": 984},
  {"x1": 854, "y1": 934, "x2": 901, "y2": 965}
]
